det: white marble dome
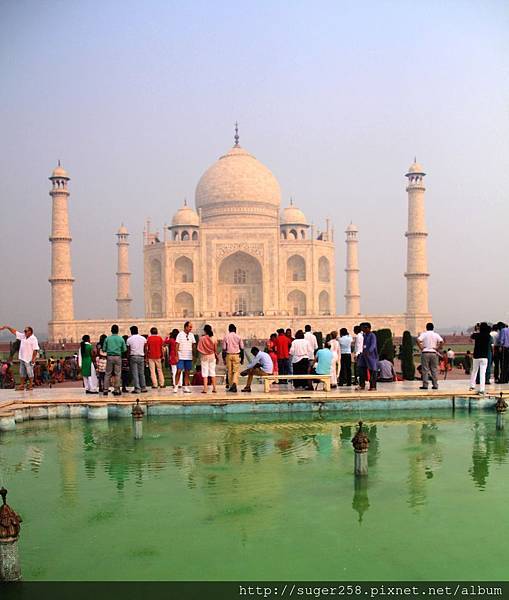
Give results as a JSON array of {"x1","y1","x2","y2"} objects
[
  {"x1": 50, "y1": 164, "x2": 69, "y2": 179},
  {"x1": 195, "y1": 144, "x2": 281, "y2": 223},
  {"x1": 407, "y1": 161, "x2": 425, "y2": 175},
  {"x1": 281, "y1": 203, "x2": 307, "y2": 225},
  {"x1": 172, "y1": 203, "x2": 199, "y2": 227}
]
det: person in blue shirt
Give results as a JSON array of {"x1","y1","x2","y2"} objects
[
  {"x1": 312, "y1": 344, "x2": 333, "y2": 375},
  {"x1": 240, "y1": 347, "x2": 274, "y2": 392}
]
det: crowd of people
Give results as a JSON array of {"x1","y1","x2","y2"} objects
[{"x1": 1, "y1": 320, "x2": 508, "y2": 396}]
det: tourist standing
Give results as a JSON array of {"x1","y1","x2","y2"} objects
[
  {"x1": 240, "y1": 347, "x2": 274, "y2": 392},
  {"x1": 304, "y1": 325, "x2": 318, "y2": 362},
  {"x1": 469, "y1": 322, "x2": 492, "y2": 395},
  {"x1": 352, "y1": 325, "x2": 363, "y2": 385},
  {"x1": 499, "y1": 323, "x2": 509, "y2": 384},
  {"x1": 78, "y1": 334, "x2": 98, "y2": 393},
  {"x1": 289, "y1": 329, "x2": 313, "y2": 389},
  {"x1": 267, "y1": 333, "x2": 279, "y2": 376},
  {"x1": 95, "y1": 334, "x2": 107, "y2": 392},
  {"x1": 275, "y1": 328, "x2": 291, "y2": 383},
  {"x1": 491, "y1": 324, "x2": 501, "y2": 384},
  {"x1": 175, "y1": 321, "x2": 196, "y2": 393},
  {"x1": 222, "y1": 324, "x2": 244, "y2": 393},
  {"x1": 103, "y1": 324, "x2": 127, "y2": 396},
  {"x1": 328, "y1": 331, "x2": 340, "y2": 387},
  {"x1": 126, "y1": 325, "x2": 147, "y2": 394},
  {"x1": 197, "y1": 324, "x2": 218, "y2": 394},
  {"x1": 357, "y1": 323, "x2": 378, "y2": 390},
  {"x1": 285, "y1": 328, "x2": 294, "y2": 375},
  {"x1": 416, "y1": 322, "x2": 444, "y2": 390},
  {"x1": 147, "y1": 327, "x2": 165, "y2": 389},
  {"x1": 0, "y1": 325, "x2": 40, "y2": 391},
  {"x1": 338, "y1": 327, "x2": 353, "y2": 386},
  {"x1": 446, "y1": 348, "x2": 455, "y2": 371},
  {"x1": 121, "y1": 336, "x2": 130, "y2": 392},
  {"x1": 463, "y1": 350, "x2": 473, "y2": 375},
  {"x1": 165, "y1": 329, "x2": 180, "y2": 388}
]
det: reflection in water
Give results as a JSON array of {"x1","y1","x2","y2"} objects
[
  {"x1": 406, "y1": 423, "x2": 443, "y2": 510},
  {"x1": 352, "y1": 477, "x2": 370, "y2": 524},
  {"x1": 469, "y1": 418, "x2": 509, "y2": 490},
  {"x1": 4, "y1": 412, "x2": 509, "y2": 516}
]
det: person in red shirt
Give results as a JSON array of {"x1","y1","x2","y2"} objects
[
  {"x1": 275, "y1": 328, "x2": 291, "y2": 383},
  {"x1": 147, "y1": 327, "x2": 165, "y2": 388}
]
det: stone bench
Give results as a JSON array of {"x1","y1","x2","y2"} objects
[{"x1": 262, "y1": 374, "x2": 331, "y2": 393}]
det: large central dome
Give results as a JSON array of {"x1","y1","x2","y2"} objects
[{"x1": 195, "y1": 143, "x2": 281, "y2": 225}]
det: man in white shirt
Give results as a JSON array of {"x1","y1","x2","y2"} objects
[
  {"x1": 352, "y1": 325, "x2": 364, "y2": 385},
  {"x1": 126, "y1": 325, "x2": 147, "y2": 394},
  {"x1": 174, "y1": 321, "x2": 196, "y2": 393},
  {"x1": 1, "y1": 325, "x2": 40, "y2": 391},
  {"x1": 417, "y1": 322, "x2": 444, "y2": 390},
  {"x1": 304, "y1": 324, "x2": 318, "y2": 360}
]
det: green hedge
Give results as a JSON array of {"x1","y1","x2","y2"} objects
[
  {"x1": 375, "y1": 328, "x2": 394, "y2": 362},
  {"x1": 401, "y1": 330, "x2": 415, "y2": 380}
]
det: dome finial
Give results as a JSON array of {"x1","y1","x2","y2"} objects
[
  {"x1": 234, "y1": 121, "x2": 239, "y2": 147},
  {"x1": 184, "y1": 197, "x2": 187, "y2": 207},
  {"x1": 414, "y1": 155, "x2": 417, "y2": 164},
  {"x1": 290, "y1": 196, "x2": 293, "y2": 206},
  {"x1": 58, "y1": 159, "x2": 61, "y2": 167}
]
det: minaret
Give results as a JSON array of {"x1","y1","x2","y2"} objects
[
  {"x1": 116, "y1": 224, "x2": 132, "y2": 319},
  {"x1": 49, "y1": 162, "x2": 74, "y2": 322},
  {"x1": 405, "y1": 160, "x2": 430, "y2": 332},
  {"x1": 344, "y1": 223, "x2": 361, "y2": 315}
]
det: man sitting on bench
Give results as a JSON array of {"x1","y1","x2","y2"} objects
[
  {"x1": 310, "y1": 343, "x2": 333, "y2": 389},
  {"x1": 241, "y1": 347, "x2": 273, "y2": 392}
]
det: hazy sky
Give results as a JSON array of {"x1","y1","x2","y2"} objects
[{"x1": 1, "y1": 0, "x2": 508, "y2": 336}]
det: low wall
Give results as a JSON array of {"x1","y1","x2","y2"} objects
[{"x1": 48, "y1": 314, "x2": 429, "y2": 343}]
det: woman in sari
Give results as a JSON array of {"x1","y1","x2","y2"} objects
[{"x1": 79, "y1": 334, "x2": 99, "y2": 394}]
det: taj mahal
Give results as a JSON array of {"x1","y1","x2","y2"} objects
[{"x1": 47, "y1": 127, "x2": 431, "y2": 342}]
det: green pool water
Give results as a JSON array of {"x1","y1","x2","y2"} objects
[{"x1": 0, "y1": 410, "x2": 507, "y2": 581}]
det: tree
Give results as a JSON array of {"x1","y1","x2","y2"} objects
[
  {"x1": 375, "y1": 328, "x2": 394, "y2": 362},
  {"x1": 400, "y1": 330, "x2": 415, "y2": 380}
]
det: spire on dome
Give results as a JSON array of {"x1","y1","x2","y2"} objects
[
  {"x1": 184, "y1": 198, "x2": 187, "y2": 207},
  {"x1": 234, "y1": 121, "x2": 239, "y2": 147}
]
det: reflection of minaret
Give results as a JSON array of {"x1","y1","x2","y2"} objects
[
  {"x1": 352, "y1": 477, "x2": 370, "y2": 523},
  {"x1": 345, "y1": 223, "x2": 360, "y2": 315},
  {"x1": 49, "y1": 162, "x2": 75, "y2": 322},
  {"x1": 405, "y1": 160, "x2": 430, "y2": 332},
  {"x1": 116, "y1": 224, "x2": 131, "y2": 319},
  {"x1": 58, "y1": 424, "x2": 79, "y2": 505}
]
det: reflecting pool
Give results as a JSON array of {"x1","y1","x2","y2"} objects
[{"x1": 0, "y1": 410, "x2": 508, "y2": 580}]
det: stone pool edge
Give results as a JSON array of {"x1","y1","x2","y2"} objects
[{"x1": 0, "y1": 392, "x2": 504, "y2": 431}]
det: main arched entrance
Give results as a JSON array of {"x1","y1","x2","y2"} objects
[{"x1": 217, "y1": 251, "x2": 263, "y2": 316}]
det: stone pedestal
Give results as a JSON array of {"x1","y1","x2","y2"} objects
[
  {"x1": 0, "y1": 488, "x2": 22, "y2": 582},
  {"x1": 351, "y1": 421, "x2": 370, "y2": 477}
]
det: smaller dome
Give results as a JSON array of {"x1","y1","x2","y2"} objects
[
  {"x1": 281, "y1": 202, "x2": 307, "y2": 225},
  {"x1": 50, "y1": 163, "x2": 69, "y2": 179},
  {"x1": 345, "y1": 222, "x2": 358, "y2": 233},
  {"x1": 118, "y1": 224, "x2": 128, "y2": 234},
  {"x1": 171, "y1": 203, "x2": 199, "y2": 227},
  {"x1": 407, "y1": 161, "x2": 425, "y2": 175}
]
